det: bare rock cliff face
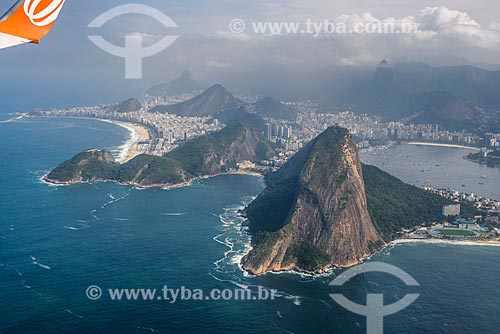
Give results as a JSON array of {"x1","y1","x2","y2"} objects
[{"x1": 242, "y1": 127, "x2": 384, "y2": 274}]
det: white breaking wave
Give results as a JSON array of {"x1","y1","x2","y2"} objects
[
  {"x1": 209, "y1": 195, "x2": 315, "y2": 308},
  {"x1": 64, "y1": 222, "x2": 90, "y2": 230},
  {"x1": 101, "y1": 191, "x2": 130, "y2": 209},
  {"x1": 136, "y1": 326, "x2": 161, "y2": 333},
  {"x1": 65, "y1": 309, "x2": 83, "y2": 319},
  {"x1": 90, "y1": 209, "x2": 99, "y2": 221},
  {"x1": 113, "y1": 122, "x2": 140, "y2": 163},
  {"x1": 0, "y1": 115, "x2": 25, "y2": 123},
  {"x1": 30, "y1": 256, "x2": 51, "y2": 270}
]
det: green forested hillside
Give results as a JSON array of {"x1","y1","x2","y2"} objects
[
  {"x1": 362, "y1": 164, "x2": 452, "y2": 240},
  {"x1": 45, "y1": 124, "x2": 273, "y2": 187}
]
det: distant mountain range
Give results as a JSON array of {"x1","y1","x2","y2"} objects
[
  {"x1": 335, "y1": 61, "x2": 500, "y2": 129},
  {"x1": 149, "y1": 84, "x2": 244, "y2": 117},
  {"x1": 212, "y1": 107, "x2": 267, "y2": 134},
  {"x1": 112, "y1": 98, "x2": 142, "y2": 113},
  {"x1": 143, "y1": 63, "x2": 500, "y2": 131},
  {"x1": 146, "y1": 71, "x2": 206, "y2": 97},
  {"x1": 253, "y1": 97, "x2": 299, "y2": 122},
  {"x1": 149, "y1": 84, "x2": 300, "y2": 122}
]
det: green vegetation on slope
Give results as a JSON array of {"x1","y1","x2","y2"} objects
[
  {"x1": 362, "y1": 163, "x2": 452, "y2": 240},
  {"x1": 119, "y1": 155, "x2": 183, "y2": 185},
  {"x1": 46, "y1": 150, "x2": 119, "y2": 182},
  {"x1": 46, "y1": 123, "x2": 273, "y2": 187},
  {"x1": 246, "y1": 127, "x2": 348, "y2": 235},
  {"x1": 166, "y1": 123, "x2": 273, "y2": 176},
  {"x1": 285, "y1": 242, "x2": 330, "y2": 272},
  {"x1": 213, "y1": 107, "x2": 267, "y2": 134},
  {"x1": 246, "y1": 178, "x2": 299, "y2": 233},
  {"x1": 246, "y1": 157, "x2": 458, "y2": 245},
  {"x1": 254, "y1": 97, "x2": 299, "y2": 121}
]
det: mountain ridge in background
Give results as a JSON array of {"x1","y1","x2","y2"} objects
[
  {"x1": 112, "y1": 98, "x2": 142, "y2": 113},
  {"x1": 213, "y1": 106, "x2": 267, "y2": 134},
  {"x1": 146, "y1": 70, "x2": 206, "y2": 97},
  {"x1": 334, "y1": 60, "x2": 500, "y2": 129},
  {"x1": 254, "y1": 97, "x2": 299, "y2": 122},
  {"x1": 148, "y1": 84, "x2": 300, "y2": 122},
  {"x1": 149, "y1": 84, "x2": 244, "y2": 117}
]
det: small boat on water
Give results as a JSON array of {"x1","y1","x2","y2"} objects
[{"x1": 481, "y1": 175, "x2": 487, "y2": 179}]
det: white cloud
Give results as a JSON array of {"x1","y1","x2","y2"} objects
[
  {"x1": 417, "y1": 6, "x2": 480, "y2": 31},
  {"x1": 205, "y1": 60, "x2": 233, "y2": 68},
  {"x1": 325, "y1": 6, "x2": 500, "y2": 49},
  {"x1": 215, "y1": 30, "x2": 252, "y2": 42},
  {"x1": 489, "y1": 22, "x2": 500, "y2": 31},
  {"x1": 123, "y1": 32, "x2": 165, "y2": 45},
  {"x1": 138, "y1": 5, "x2": 500, "y2": 89},
  {"x1": 413, "y1": 7, "x2": 500, "y2": 48}
]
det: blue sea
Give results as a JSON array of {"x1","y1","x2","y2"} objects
[
  {"x1": 361, "y1": 143, "x2": 500, "y2": 201},
  {"x1": 1, "y1": 115, "x2": 500, "y2": 333}
]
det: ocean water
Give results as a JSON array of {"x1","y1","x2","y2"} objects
[
  {"x1": 361, "y1": 143, "x2": 500, "y2": 201},
  {"x1": 1, "y1": 118, "x2": 500, "y2": 333}
]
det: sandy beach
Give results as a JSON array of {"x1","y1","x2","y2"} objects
[{"x1": 101, "y1": 120, "x2": 151, "y2": 163}]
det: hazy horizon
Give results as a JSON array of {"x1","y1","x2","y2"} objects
[{"x1": 2, "y1": 0, "x2": 500, "y2": 111}]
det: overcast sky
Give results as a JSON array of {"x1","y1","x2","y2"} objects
[{"x1": 1, "y1": 0, "x2": 500, "y2": 110}]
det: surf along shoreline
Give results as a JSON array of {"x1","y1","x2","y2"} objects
[
  {"x1": 33, "y1": 116, "x2": 154, "y2": 163},
  {"x1": 99, "y1": 119, "x2": 151, "y2": 163},
  {"x1": 42, "y1": 165, "x2": 265, "y2": 190},
  {"x1": 39, "y1": 118, "x2": 500, "y2": 276}
]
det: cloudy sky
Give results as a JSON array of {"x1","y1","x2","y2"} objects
[{"x1": 1, "y1": 0, "x2": 500, "y2": 110}]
